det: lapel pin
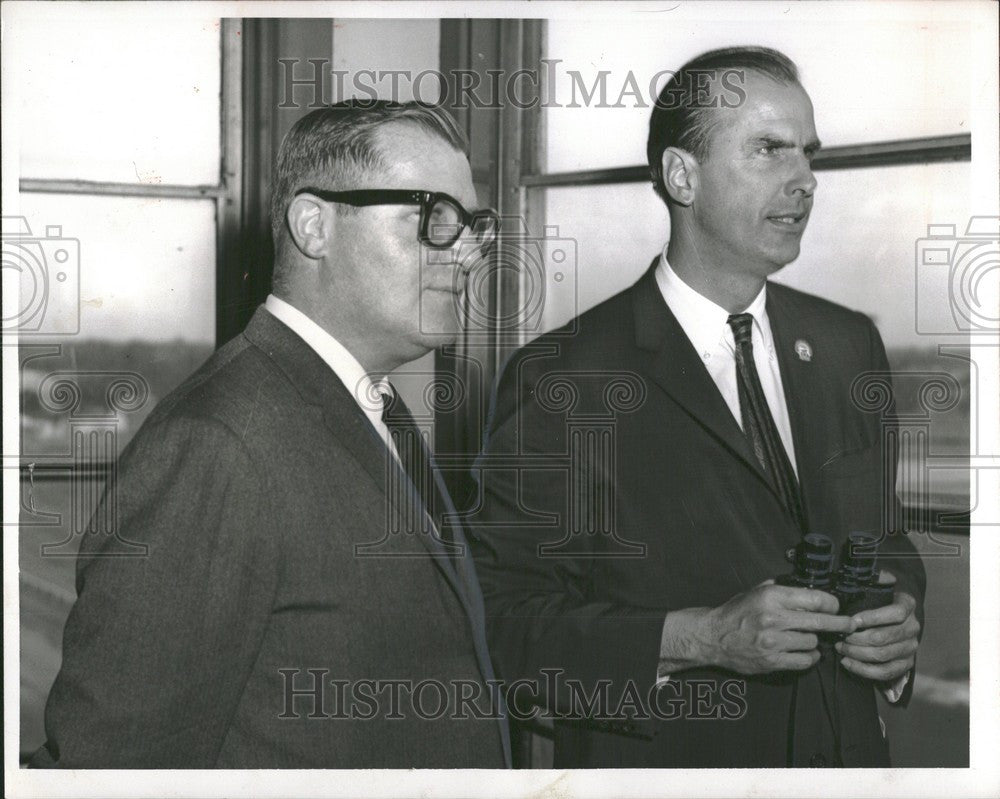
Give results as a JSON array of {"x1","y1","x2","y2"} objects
[{"x1": 794, "y1": 339, "x2": 813, "y2": 362}]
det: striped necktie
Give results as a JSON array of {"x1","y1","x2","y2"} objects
[
  {"x1": 727, "y1": 313, "x2": 806, "y2": 532},
  {"x1": 380, "y1": 387, "x2": 452, "y2": 547}
]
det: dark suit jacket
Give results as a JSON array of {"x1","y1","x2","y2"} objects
[
  {"x1": 467, "y1": 263, "x2": 925, "y2": 767},
  {"x1": 32, "y1": 308, "x2": 510, "y2": 768}
]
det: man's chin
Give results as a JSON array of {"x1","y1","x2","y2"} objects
[
  {"x1": 763, "y1": 243, "x2": 803, "y2": 273},
  {"x1": 416, "y1": 313, "x2": 463, "y2": 347},
  {"x1": 421, "y1": 289, "x2": 465, "y2": 334}
]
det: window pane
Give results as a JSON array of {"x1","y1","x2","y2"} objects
[
  {"x1": 774, "y1": 162, "x2": 972, "y2": 509},
  {"x1": 16, "y1": 193, "x2": 216, "y2": 456},
  {"x1": 14, "y1": 14, "x2": 221, "y2": 185},
  {"x1": 774, "y1": 162, "x2": 972, "y2": 351},
  {"x1": 542, "y1": 166, "x2": 971, "y2": 349},
  {"x1": 20, "y1": 477, "x2": 103, "y2": 755},
  {"x1": 544, "y1": 16, "x2": 972, "y2": 173},
  {"x1": 541, "y1": 182, "x2": 669, "y2": 334}
]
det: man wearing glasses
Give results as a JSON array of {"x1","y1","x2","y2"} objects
[{"x1": 32, "y1": 100, "x2": 509, "y2": 768}]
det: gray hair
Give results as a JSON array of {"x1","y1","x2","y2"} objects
[{"x1": 269, "y1": 99, "x2": 470, "y2": 241}]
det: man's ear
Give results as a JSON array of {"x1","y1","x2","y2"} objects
[
  {"x1": 286, "y1": 194, "x2": 333, "y2": 259},
  {"x1": 660, "y1": 147, "x2": 698, "y2": 206}
]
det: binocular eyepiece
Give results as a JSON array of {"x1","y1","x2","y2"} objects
[
  {"x1": 777, "y1": 532, "x2": 894, "y2": 616},
  {"x1": 776, "y1": 533, "x2": 835, "y2": 590}
]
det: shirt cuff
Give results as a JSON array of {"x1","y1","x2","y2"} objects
[{"x1": 882, "y1": 671, "x2": 910, "y2": 703}]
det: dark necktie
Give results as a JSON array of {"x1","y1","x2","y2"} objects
[
  {"x1": 727, "y1": 313, "x2": 806, "y2": 532},
  {"x1": 380, "y1": 388, "x2": 452, "y2": 547}
]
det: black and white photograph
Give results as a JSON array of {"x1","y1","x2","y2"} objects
[{"x1": 3, "y1": 1, "x2": 998, "y2": 797}]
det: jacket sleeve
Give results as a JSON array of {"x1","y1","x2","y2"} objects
[
  {"x1": 31, "y1": 414, "x2": 280, "y2": 768},
  {"x1": 466, "y1": 354, "x2": 666, "y2": 722}
]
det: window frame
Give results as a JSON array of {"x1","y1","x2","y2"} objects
[
  {"x1": 436, "y1": 18, "x2": 972, "y2": 527},
  {"x1": 521, "y1": 133, "x2": 972, "y2": 188},
  {"x1": 16, "y1": 19, "x2": 242, "y2": 482},
  {"x1": 17, "y1": 19, "x2": 243, "y2": 348},
  {"x1": 16, "y1": 18, "x2": 337, "y2": 484}
]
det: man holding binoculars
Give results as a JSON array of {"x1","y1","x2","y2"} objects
[{"x1": 468, "y1": 46, "x2": 926, "y2": 767}]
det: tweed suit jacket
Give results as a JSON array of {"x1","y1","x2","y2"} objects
[{"x1": 32, "y1": 307, "x2": 511, "y2": 768}]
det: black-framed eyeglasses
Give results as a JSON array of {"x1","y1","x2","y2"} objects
[{"x1": 296, "y1": 187, "x2": 499, "y2": 250}]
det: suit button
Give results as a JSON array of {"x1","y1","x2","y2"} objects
[{"x1": 809, "y1": 753, "x2": 827, "y2": 767}]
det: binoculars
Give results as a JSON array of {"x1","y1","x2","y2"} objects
[{"x1": 776, "y1": 532, "x2": 894, "y2": 616}]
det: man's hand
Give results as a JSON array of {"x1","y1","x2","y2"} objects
[
  {"x1": 659, "y1": 581, "x2": 857, "y2": 676},
  {"x1": 702, "y1": 581, "x2": 857, "y2": 674},
  {"x1": 836, "y1": 570, "x2": 920, "y2": 682}
]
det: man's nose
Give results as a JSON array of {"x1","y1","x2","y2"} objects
[
  {"x1": 452, "y1": 225, "x2": 487, "y2": 274},
  {"x1": 788, "y1": 151, "x2": 818, "y2": 196}
]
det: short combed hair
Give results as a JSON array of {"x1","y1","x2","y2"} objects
[
  {"x1": 647, "y1": 46, "x2": 800, "y2": 204},
  {"x1": 269, "y1": 99, "x2": 470, "y2": 240}
]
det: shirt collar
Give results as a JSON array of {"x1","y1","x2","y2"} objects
[
  {"x1": 654, "y1": 247, "x2": 774, "y2": 355},
  {"x1": 263, "y1": 294, "x2": 392, "y2": 420}
]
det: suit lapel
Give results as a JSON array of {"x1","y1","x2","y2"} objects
[
  {"x1": 244, "y1": 306, "x2": 511, "y2": 764},
  {"x1": 431, "y1": 466, "x2": 513, "y2": 766},
  {"x1": 320, "y1": 390, "x2": 396, "y2": 495},
  {"x1": 766, "y1": 287, "x2": 833, "y2": 504},
  {"x1": 321, "y1": 384, "x2": 471, "y2": 589},
  {"x1": 242, "y1": 307, "x2": 389, "y2": 491},
  {"x1": 242, "y1": 308, "x2": 466, "y2": 591},
  {"x1": 631, "y1": 263, "x2": 775, "y2": 493}
]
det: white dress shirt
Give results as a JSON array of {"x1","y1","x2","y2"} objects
[
  {"x1": 654, "y1": 252, "x2": 797, "y2": 474},
  {"x1": 263, "y1": 294, "x2": 398, "y2": 461},
  {"x1": 652, "y1": 253, "x2": 907, "y2": 704}
]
